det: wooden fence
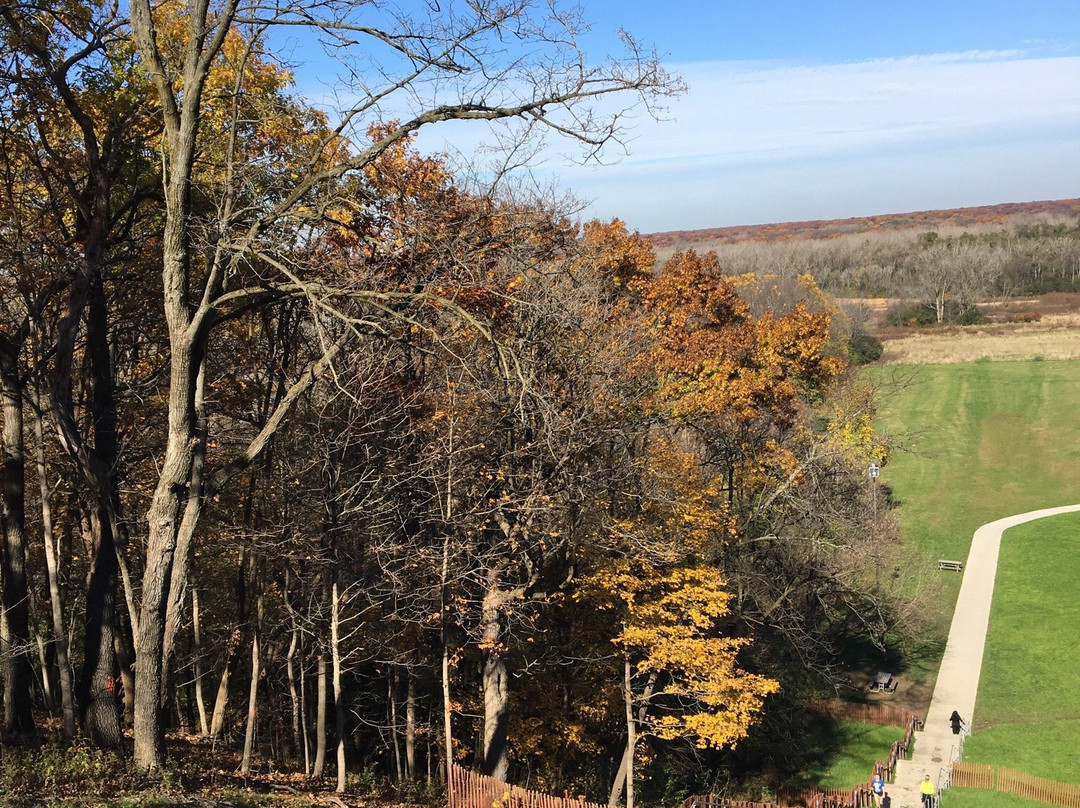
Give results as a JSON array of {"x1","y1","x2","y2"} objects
[
  {"x1": 812, "y1": 702, "x2": 917, "y2": 729},
  {"x1": 687, "y1": 786, "x2": 875, "y2": 808},
  {"x1": 951, "y1": 762, "x2": 993, "y2": 790},
  {"x1": 951, "y1": 762, "x2": 1080, "y2": 808},
  {"x1": 448, "y1": 765, "x2": 607, "y2": 808},
  {"x1": 773, "y1": 785, "x2": 875, "y2": 808},
  {"x1": 875, "y1": 710, "x2": 921, "y2": 783},
  {"x1": 683, "y1": 798, "x2": 797, "y2": 808}
]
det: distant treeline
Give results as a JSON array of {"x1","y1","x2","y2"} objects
[
  {"x1": 648, "y1": 198, "x2": 1080, "y2": 248},
  {"x1": 656, "y1": 213, "x2": 1080, "y2": 324}
]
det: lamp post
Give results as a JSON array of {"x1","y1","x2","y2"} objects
[{"x1": 869, "y1": 460, "x2": 880, "y2": 587}]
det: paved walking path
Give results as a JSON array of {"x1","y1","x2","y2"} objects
[{"x1": 887, "y1": 504, "x2": 1080, "y2": 808}]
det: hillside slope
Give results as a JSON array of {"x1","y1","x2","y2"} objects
[{"x1": 647, "y1": 198, "x2": 1080, "y2": 248}]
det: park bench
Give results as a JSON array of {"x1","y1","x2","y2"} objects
[{"x1": 938, "y1": 559, "x2": 964, "y2": 572}]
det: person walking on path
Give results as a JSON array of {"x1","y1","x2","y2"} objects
[
  {"x1": 950, "y1": 710, "x2": 962, "y2": 735},
  {"x1": 871, "y1": 773, "x2": 885, "y2": 807},
  {"x1": 919, "y1": 774, "x2": 935, "y2": 806},
  {"x1": 881, "y1": 792, "x2": 891, "y2": 808}
]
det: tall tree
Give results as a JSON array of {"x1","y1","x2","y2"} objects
[
  {"x1": 0, "y1": 321, "x2": 35, "y2": 734},
  {"x1": 0, "y1": 0, "x2": 161, "y2": 746},
  {"x1": 124, "y1": 0, "x2": 676, "y2": 773}
]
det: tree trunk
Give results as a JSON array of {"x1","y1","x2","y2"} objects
[
  {"x1": 313, "y1": 650, "x2": 328, "y2": 777},
  {"x1": 210, "y1": 546, "x2": 250, "y2": 737},
  {"x1": 32, "y1": 601, "x2": 55, "y2": 714},
  {"x1": 390, "y1": 668, "x2": 402, "y2": 781},
  {"x1": 129, "y1": 0, "x2": 213, "y2": 762},
  {"x1": 0, "y1": 610, "x2": 9, "y2": 728},
  {"x1": 287, "y1": 624, "x2": 301, "y2": 761},
  {"x1": 135, "y1": 464, "x2": 197, "y2": 772},
  {"x1": 192, "y1": 587, "x2": 209, "y2": 735},
  {"x1": 300, "y1": 639, "x2": 312, "y2": 776},
  {"x1": 406, "y1": 669, "x2": 417, "y2": 780},
  {"x1": 440, "y1": 402, "x2": 456, "y2": 782},
  {"x1": 31, "y1": 395, "x2": 76, "y2": 737},
  {"x1": 83, "y1": 266, "x2": 126, "y2": 749},
  {"x1": 27, "y1": 558, "x2": 55, "y2": 714},
  {"x1": 240, "y1": 630, "x2": 261, "y2": 775},
  {"x1": 608, "y1": 668, "x2": 657, "y2": 808},
  {"x1": 441, "y1": 534, "x2": 454, "y2": 780},
  {"x1": 480, "y1": 570, "x2": 509, "y2": 782},
  {"x1": 316, "y1": 450, "x2": 341, "y2": 782},
  {"x1": 79, "y1": 504, "x2": 124, "y2": 749},
  {"x1": 622, "y1": 659, "x2": 635, "y2": 808},
  {"x1": 115, "y1": 610, "x2": 136, "y2": 726},
  {"x1": 0, "y1": 344, "x2": 36, "y2": 734},
  {"x1": 332, "y1": 582, "x2": 346, "y2": 793},
  {"x1": 241, "y1": 591, "x2": 263, "y2": 776},
  {"x1": 481, "y1": 650, "x2": 509, "y2": 781}
]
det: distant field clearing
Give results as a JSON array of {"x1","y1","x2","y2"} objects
[{"x1": 881, "y1": 314, "x2": 1080, "y2": 364}]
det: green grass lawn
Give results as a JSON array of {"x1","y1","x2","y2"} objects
[
  {"x1": 960, "y1": 514, "x2": 1080, "y2": 784},
  {"x1": 865, "y1": 361, "x2": 1080, "y2": 802},
  {"x1": 944, "y1": 789, "x2": 1051, "y2": 808},
  {"x1": 797, "y1": 361, "x2": 1080, "y2": 793},
  {"x1": 800, "y1": 720, "x2": 906, "y2": 789},
  {"x1": 869, "y1": 361, "x2": 1080, "y2": 638}
]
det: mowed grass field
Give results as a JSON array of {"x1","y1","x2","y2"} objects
[
  {"x1": 869, "y1": 360, "x2": 1080, "y2": 637},
  {"x1": 867, "y1": 360, "x2": 1080, "y2": 802},
  {"x1": 962, "y1": 513, "x2": 1080, "y2": 784}
]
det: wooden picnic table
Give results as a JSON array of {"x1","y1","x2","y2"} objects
[{"x1": 869, "y1": 671, "x2": 894, "y2": 692}]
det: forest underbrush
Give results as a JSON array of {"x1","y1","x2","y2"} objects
[{"x1": 0, "y1": 727, "x2": 431, "y2": 808}]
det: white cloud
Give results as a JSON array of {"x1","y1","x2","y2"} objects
[
  {"x1": 615, "y1": 52, "x2": 1078, "y2": 165},
  {"x1": 303, "y1": 46, "x2": 1080, "y2": 231},
  {"x1": 449, "y1": 51, "x2": 1080, "y2": 230}
]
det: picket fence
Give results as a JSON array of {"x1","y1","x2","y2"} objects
[
  {"x1": 950, "y1": 762, "x2": 993, "y2": 789},
  {"x1": 685, "y1": 794, "x2": 871, "y2": 808},
  {"x1": 448, "y1": 764, "x2": 607, "y2": 808},
  {"x1": 811, "y1": 702, "x2": 916, "y2": 728},
  {"x1": 952, "y1": 762, "x2": 1080, "y2": 808}
]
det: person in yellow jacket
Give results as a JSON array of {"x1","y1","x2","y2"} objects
[{"x1": 919, "y1": 773, "x2": 936, "y2": 806}]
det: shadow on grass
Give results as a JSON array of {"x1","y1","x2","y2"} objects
[{"x1": 792, "y1": 719, "x2": 905, "y2": 790}]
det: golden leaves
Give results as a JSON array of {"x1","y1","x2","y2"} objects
[
  {"x1": 614, "y1": 564, "x2": 779, "y2": 750},
  {"x1": 575, "y1": 218, "x2": 655, "y2": 292}
]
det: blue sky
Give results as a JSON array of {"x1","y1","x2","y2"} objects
[{"x1": 287, "y1": 1, "x2": 1080, "y2": 233}]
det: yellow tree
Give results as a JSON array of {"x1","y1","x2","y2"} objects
[
  {"x1": 0, "y1": 0, "x2": 165, "y2": 745},
  {"x1": 578, "y1": 441, "x2": 778, "y2": 808}
]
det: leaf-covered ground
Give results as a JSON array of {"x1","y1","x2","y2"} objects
[{"x1": 0, "y1": 729, "x2": 435, "y2": 808}]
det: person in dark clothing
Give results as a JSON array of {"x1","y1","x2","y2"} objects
[
  {"x1": 950, "y1": 710, "x2": 962, "y2": 735},
  {"x1": 881, "y1": 792, "x2": 891, "y2": 808}
]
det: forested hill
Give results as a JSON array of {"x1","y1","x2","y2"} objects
[{"x1": 648, "y1": 198, "x2": 1080, "y2": 247}]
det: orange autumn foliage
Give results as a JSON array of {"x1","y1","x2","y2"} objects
[{"x1": 636, "y1": 250, "x2": 846, "y2": 426}]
